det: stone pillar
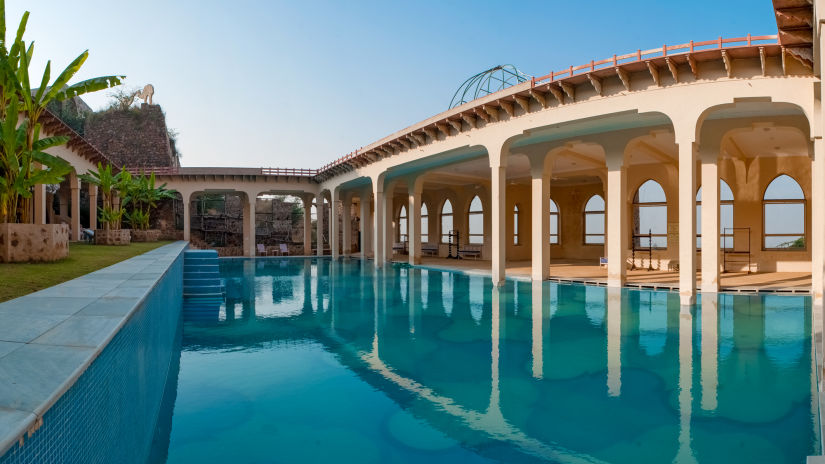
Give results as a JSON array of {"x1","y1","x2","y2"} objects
[
  {"x1": 331, "y1": 190, "x2": 340, "y2": 259},
  {"x1": 316, "y1": 196, "x2": 325, "y2": 256},
  {"x1": 812, "y1": 138, "x2": 825, "y2": 304},
  {"x1": 606, "y1": 154, "x2": 627, "y2": 287},
  {"x1": 341, "y1": 194, "x2": 351, "y2": 257},
  {"x1": 302, "y1": 194, "x2": 313, "y2": 255},
  {"x1": 408, "y1": 180, "x2": 422, "y2": 265},
  {"x1": 490, "y1": 163, "x2": 507, "y2": 285},
  {"x1": 373, "y1": 182, "x2": 385, "y2": 267},
  {"x1": 59, "y1": 189, "x2": 68, "y2": 218},
  {"x1": 33, "y1": 183, "x2": 46, "y2": 224},
  {"x1": 360, "y1": 189, "x2": 371, "y2": 259},
  {"x1": 530, "y1": 163, "x2": 550, "y2": 280},
  {"x1": 183, "y1": 193, "x2": 191, "y2": 241},
  {"x1": 70, "y1": 172, "x2": 81, "y2": 241},
  {"x1": 700, "y1": 150, "x2": 720, "y2": 293},
  {"x1": 384, "y1": 189, "x2": 394, "y2": 263},
  {"x1": 243, "y1": 194, "x2": 255, "y2": 257},
  {"x1": 88, "y1": 185, "x2": 98, "y2": 230},
  {"x1": 678, "y1": 136, "x2": 697, "y2": 306}
]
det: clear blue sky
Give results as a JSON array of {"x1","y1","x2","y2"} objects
[{"x1": 7, "y1": 0, "x2": 777, "y2": 169}]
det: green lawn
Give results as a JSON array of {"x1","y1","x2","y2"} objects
[{"x1": 0, "y1": 241, "x2": 173, "y2": 303}]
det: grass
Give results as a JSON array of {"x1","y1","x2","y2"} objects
[{"x1": 0, "y1": 241, "x2": 173, "y2": 303}]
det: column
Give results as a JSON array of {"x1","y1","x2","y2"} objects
[
  {"x1": 700, "y1": 150, "x2": 720, "y2": 293},
  {"x1": 243, "y1": 194, "x2": 255, "y2": 257},
  {"x1": 88, "y1": 185, "x2": 98, "y2": 230},
  {"x1": 678, "y1": 136, "x2": 697, "y2": 306},
  {"x1": 316, "y1": 196, "x2": 325, "y2": 256},
  {"x1": 59, "y1": 189, "x2": 68, "y2": 218},
  {"x1": 33, "y1": 183, "x2": 46, "y2": 224},
  {"x1": 373, "y1": 182, "x2": 385, "y2": 267},
  {"x1": 384, "y1": 190, "x2": 394, "y2": 263},
  {"x1": 302, "y1": 194, "x2": 313, "y2": 255},
  {"x1": 183, "y1": 193, "x2": 191, "y2": 241},
  {"x1": 606, "y1": 155, "x2": 628, "y2": 287},
  {"x1": 331, "y1": 190, "x2": 340, "y2": 259},
  {"x1": 812, "y1": 138, "x2": 825, "y2": 304},
  {"x1": 490, "y1": 163, "x2": 507, "y2": 285},
  {"x1": 408, "y1": 180, "x2": 422, "y2": 265},
  {"x1": 531, "y1": 164, "x2": 550, "y2": 280},
  {"x1": 360, "y1": 189, "x2": 371, "y2": 259},
  {"x1": 70, "y1": 172, "x2": 80, "y2": 241},
  {"x1": 342, "y1": 195, "x2": 352, "y2": 256}
]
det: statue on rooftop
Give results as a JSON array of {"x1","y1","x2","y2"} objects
[{"x1": 135, "y1": 84, "x2": 154, "y2": 105}]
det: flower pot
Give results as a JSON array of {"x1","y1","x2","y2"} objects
[
  {"x1": 0, "y1": 223, "x2": 69, "y2": 262},
  {"x1": 95, "y1": 229, "x2": 131, "y2": 246},
  {"x1": 130, "y1": 229, "x2": 161, "y2": 242}
]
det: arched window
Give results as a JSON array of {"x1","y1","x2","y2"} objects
[
  {"x1": 421, "y1": 203, "x2": 429, "y2": 243},
  {"x1": 513, "y1": 205, "x2": 520, "y2": 245},
  {"x1": 398, "y1": 205, "x2": 407, "y2": 242},
  {"x1": 468, "y1": 196, "x2": 484, "y2": 244},
  {"x1": 441, "y1": 200, "x2": 453, "y2": 243},
  {"x1": 550, "y1": 199, "x2": 559, "y2": 244},
  {"x1": 764, "y1": 174, "x2": 805, "y2": 249},
  {"x1": 633, "y1": 180, "x2": 667, "y2": 249},
  {"x1": 584, "y1": 195, "x2": 605, "y2": 244},
  {"x1": 696, "y1": 180, "x2": 734, "y2": 249}
]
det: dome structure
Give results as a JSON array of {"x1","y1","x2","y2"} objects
[{"x1": 448, "y1": 65, "x2": 530, "y2": 109}]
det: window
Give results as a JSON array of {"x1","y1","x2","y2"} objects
[
  {"x1": 398, "y1": 205, "x2": 407, "y2": 242},
  {"x1": 633, "y1": 180, "x2": 667, "y2": 249},
  {"x1": 513, "y1": 205, "x2": 520, "y2": 245},
  {"x1": 584, "y1": 195, "x2": 605, "y2": 244},
  {"x1": 441, "y1": 200, "x2": 453, "y2": 243},
  {"x1": 696, "y1": 180, "x2": 734, "y2": 250},
  {"x1": 468, "y1": 195, "x2": 483, "y2": 244},
  {"x1": 421, "y1": 203, "x2": 429, "y2": 243},
  {"x1": 763, "y1": 174, "x2": 805, "y2": 250},
  {"x1": 550, "y1": 199, "x2": 559, "y2": 244}
]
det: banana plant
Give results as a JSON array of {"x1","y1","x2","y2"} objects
[
  {"x1": 78, "y1": 163, "x2": 129, "y2": 230},
  {"x1": 0, "y1": 1, "x2": 123, "y2": 223},
  {"x1": 124, "y1": 172, "x2": 177, "y2": 230}
]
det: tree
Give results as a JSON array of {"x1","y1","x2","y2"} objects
[{"x1": 0, "y1": 1, "x2": 123, "y2": 223}]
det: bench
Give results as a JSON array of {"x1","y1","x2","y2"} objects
[
  {"x1": 459, "y1": 244, "x2": 482, "y2": 260},
  {"x1": 421, "y1": 243, "x2": 439, "y2": 256},
  {"x1": 392, "y1": 241, "x2": 408, "y2": 254}
]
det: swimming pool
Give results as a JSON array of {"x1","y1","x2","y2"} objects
[{"x1": 158, "y1": 258, "x2": 819, "y2": 463}]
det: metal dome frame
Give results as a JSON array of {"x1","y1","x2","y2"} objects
[{"x1": 449, "y1": 64, "x2": 530, "y2": 109}]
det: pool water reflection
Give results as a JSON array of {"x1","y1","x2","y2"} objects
[{"x1": 162, "y1": 258, "x2": 819, "y2": 463}]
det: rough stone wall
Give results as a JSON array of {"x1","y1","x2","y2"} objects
[{"x1": 84, "y1": 104, "x2": 178, "y2": 168}]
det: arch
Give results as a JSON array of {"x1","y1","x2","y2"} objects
[
  {"x1": 584, "y1": 194, "x2": 605, "y2": 244},
  {"x1": 633, "y1": 179, "x2": 667, "y2": 249},
  {"x1": 696, "y1": 179, "x2": 734, "y2": 249},
  {"x1": 513, "y1": 204, "x2": 520, "y2": 245},
  {"x1": 763, "y1": 174, "x2": 806, "y2": 250},
  {"x1": 549, "y1": 198, "x2": 560, "y2": 244},
  {"x1": 441, "y1": 199, "x2": 454, "y2": 243},
  {"x1": 421, "y1": 202, "x2": 429, "y2": 243},
  {"x1": 398, "y1": 205, "x2": 407, "y2": 242},
  {"x1": 468, "y1": 195, "x2": 484, "y2": 244}
]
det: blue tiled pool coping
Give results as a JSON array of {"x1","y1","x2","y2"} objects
[{"x1": 0, "y1": 241, "x2": 187, "y2": 456}]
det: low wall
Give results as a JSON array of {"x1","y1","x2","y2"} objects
[{"x1": 0, "y1": 241, "x2": 186, "y2": 464}]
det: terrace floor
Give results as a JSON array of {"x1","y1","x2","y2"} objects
[{"x1": 398, "y1": 256, "x2": 812, "y2": 294}]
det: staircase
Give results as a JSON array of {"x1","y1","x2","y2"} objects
[{"x1": 183, "y1": 249, "x2": 225, "y2": 316}]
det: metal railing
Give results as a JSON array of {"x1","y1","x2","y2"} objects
[{"x1": 260, "y1": 167, "x2": 319, "y2": 176}]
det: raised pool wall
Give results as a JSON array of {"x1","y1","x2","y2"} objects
[{"x1": 0, "y1": 242, "x2": 186, "y2": 464}]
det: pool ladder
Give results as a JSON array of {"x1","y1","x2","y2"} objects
[{"x1": 183, "y1": 249, "x2": 225, "y2": 315}]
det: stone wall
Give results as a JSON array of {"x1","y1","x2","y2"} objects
[{"x1": 84, "y1": 104, "x2": 178, "y2": 168}]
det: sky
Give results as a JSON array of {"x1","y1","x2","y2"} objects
[{"x1": 7, "y1": 0, "x2": 778, "y2": 169}]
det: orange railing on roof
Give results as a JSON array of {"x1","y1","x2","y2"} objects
[
  {"x1": 260, "y1": 167, "x2": 319, "y2": 176},
  {"x1": 124, "y1": 166, "x2": 179, "y2": 175}
]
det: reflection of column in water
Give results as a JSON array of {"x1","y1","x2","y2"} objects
[
  {"x1": 242, "y1": 259, "x2": 256, "y2": 319},
  {"x1": 409, "y1": 270, "x2": 419, "y2": 334},
  {"x1": 302, "y1": 260, "x2": 313, "y2": 314},
  {"x1": 675, "y1": 309, "x2": 697, "y2": 463},
  {"x1": 606, "y1": 287, "x2": 622, "y2": 397},
  {"x1": 701, "y1": 293, "x2": 718, "y2": 411},
  {"x1": 811, "y1": 299, "x2": 819, "y2": 451},
  {"x1": 330, "y1": 258, "x2": 337, "y2": 332},
  {"x1": 531, "y1": 281, "x2": 543, "y2": 379},
  {"x1": 490, "y1": 286, "x2": 501, "y2": 412}
]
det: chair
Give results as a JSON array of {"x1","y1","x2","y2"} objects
[
  {"x1": 256, "y1": 244, "x2": 267, "y2": 256},
  {"x1": 599, "y1": 257, "x2": 608, "y2": 268},
  {"x1": 279, "y1": 243, "x2": 289, "y2": 256}
]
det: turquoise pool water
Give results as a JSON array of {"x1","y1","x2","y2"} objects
[{"x1": 162, "y1": 258, "x2": 819, "y2": 463}]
